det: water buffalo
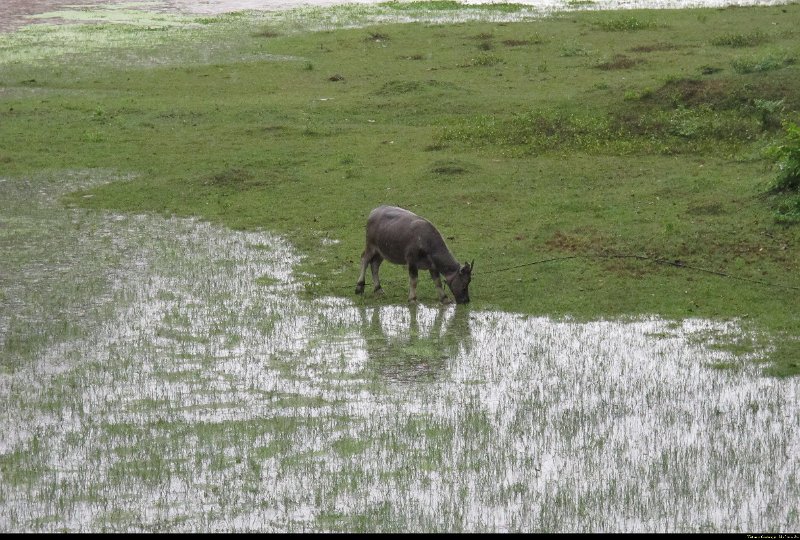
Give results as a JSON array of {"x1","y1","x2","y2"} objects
[{"x1": 355, "y1": 205, "x2": 473, "y2": 304}]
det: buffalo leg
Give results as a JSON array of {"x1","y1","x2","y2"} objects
[
  {"x1": 355, "y1": 250, "x2": 369, "y2": 294},
  {"x1": 408, "y1": 265, "x2": 419, "y2": 302},
  {"x1": 356, "y1": 248, "x2": 385, "y2": 295},
  {"x1": 430, "y1": 270, "x2": 451, "y2": 304},
  {"x1": 370, "y1": 256, "x2": 384, "y2": 294},
  {"x1": 356, "y1": 249, "x2": 377, "y2": 294}
]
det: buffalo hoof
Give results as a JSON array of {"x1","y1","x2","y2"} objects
[
  {"x1": 373, "y1": 287, "x2": 385, "y2": 296},
  {"x1": 355, "y1": 283, "x2": 365, "y2": 294}
]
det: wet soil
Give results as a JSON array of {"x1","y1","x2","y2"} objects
[
  {"x1": 0, "y1": 0, "x2": 373, "y2": 33},
  {"x1": 0, "y1": 0, "x2": 107, "y2": 32}
]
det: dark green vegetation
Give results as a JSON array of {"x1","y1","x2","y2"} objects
[
  {"x1": 1, "y1": 2, "x2": 798, "y2": 374},
  {"x1": 767, "y1": 121, "x2": 800, "y2": 219}
]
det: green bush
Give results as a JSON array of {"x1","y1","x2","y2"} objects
[
  {"x1": 767, "y1": 121, "x2": 800, "y2": 193},
  {"x1": 754, "y1": 99, "x2": 784, "y2": 130},
  {"x1": 731, "y1": 53, "x2": 794, "y2": 74},
  {"x1": 773, "y1": 196, "x2": 800, "y2": 224},
  {"x1": 766, "y1": 121, "x2": 800, "y2": 223}
]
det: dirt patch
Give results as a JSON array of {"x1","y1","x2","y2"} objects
[
  {"x1": 0, "y1": 0, "x2": 110, "y2": 32},
  {"x1": 0, "y1": 0, "x2": 332, "y2": 33},
  {"x1": 687, "y1": 202, "x2": 726, "y2": 216},
  {"x1": 431, "y1": 159, "x2": 471, "y2": 176},
  {"x1": 629, "y1": 42, "x2": 680, "y2": 53},
  {"x1": 653, "y1": 78, "x2": 744, "y2": 109},
  {"x1": 546, "y1": 229, "x2": 609, "y2": 254},
  {"x1": 502, "y1": 38, "x2": 532, "y2": 47},
  {"x1": 643, "y1": 73, "x2": 800, "y2": 110},
  {"x1": 596, "y1": 54, "x2": 643, "y2": 70}
]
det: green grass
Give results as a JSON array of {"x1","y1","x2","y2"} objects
[
  {"x1": 711, "y1": 30, "x2": 770, "y2": 47},
  {"x1": 0, "y1": 3, "x2": 798, "y2": 377},
  {"x1": 380, "y1": 1, "x2": 528, "y2": 13},
  {"x1": 592, "y1": 15, "x2": 662, "y2": 32}
]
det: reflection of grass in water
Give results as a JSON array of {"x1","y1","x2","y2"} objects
[
  {"x1": 0, "y1": 171, "x2": 131, "y2": 372},
  {"x1": 331, "y1": 436, "x2": 371, "y2": 458}
]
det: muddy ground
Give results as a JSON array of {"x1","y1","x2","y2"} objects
[{"x1": 0, "y1": 0, "x2": 376, "y2": 33}]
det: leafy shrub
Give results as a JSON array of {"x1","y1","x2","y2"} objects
[
  {"x1": 559, "y1": 41, "x2": 589, "y2": 57},
  {"x1": 763, "y1": 122, "x2": 800, "y2": 223},
  {"x1": 731, "y1": 53, "x2": 795, "y2": 74},
  {"x1": 753, "y1": 99, "x2": 784, "y2": 130},
  {"x1": 772, "y1": 196, "x2": 800, "y2": 223},
  {"x1": 767, "y1": 121, "x2": 800, "y2": 193}
]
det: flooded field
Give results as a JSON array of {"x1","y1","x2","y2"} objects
[
  {"x1": 0, "y1": 0, "x2": 792, "y2": 32},
  {"x1": 1, "y1": 172, "x2": 798, "y2": 532}
]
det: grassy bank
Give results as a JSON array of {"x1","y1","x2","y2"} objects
[{"x1": 1, "y1": 1, "x2": 798, "y2": 374}]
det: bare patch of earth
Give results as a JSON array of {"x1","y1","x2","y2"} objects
[
  {"x1": 0, "y1": 0, "x2": 375, "y2": 33},
  {"x1": 0, "y1": 0, "x2": 110, "y2": 32}
]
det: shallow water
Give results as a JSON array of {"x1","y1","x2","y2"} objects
[
  {"x1": 0, "y1": 0, "x2": 792, "y2": 32},
  {"x1": 1, "y1": 171, "x2": 798, "y2": 532}
]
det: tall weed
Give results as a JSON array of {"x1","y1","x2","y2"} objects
[
  {"x1": 731, "y1": 52, "x2": 795, "y2": 74},
  {"x1": 766, "y1": 121, "x2": 800, "y2": 223},
  {"x1": 711, "y1": 31, "x2": 768, "y2": 47},
  {"x1": 767, "y1": 121, "x2": 800, "y2": 193}
]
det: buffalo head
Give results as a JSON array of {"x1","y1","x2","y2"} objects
[{"x1": 448, "y1": 260, "x2": 473, "y2": 304}]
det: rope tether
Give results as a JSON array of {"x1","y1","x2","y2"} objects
[{"x1": 483, "y1": 253, "x2": 800, "y2": 292}]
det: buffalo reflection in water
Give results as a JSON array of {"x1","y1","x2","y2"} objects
[{"x1": 357, "y1": 304, "x2": 473, "y2": 382}]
